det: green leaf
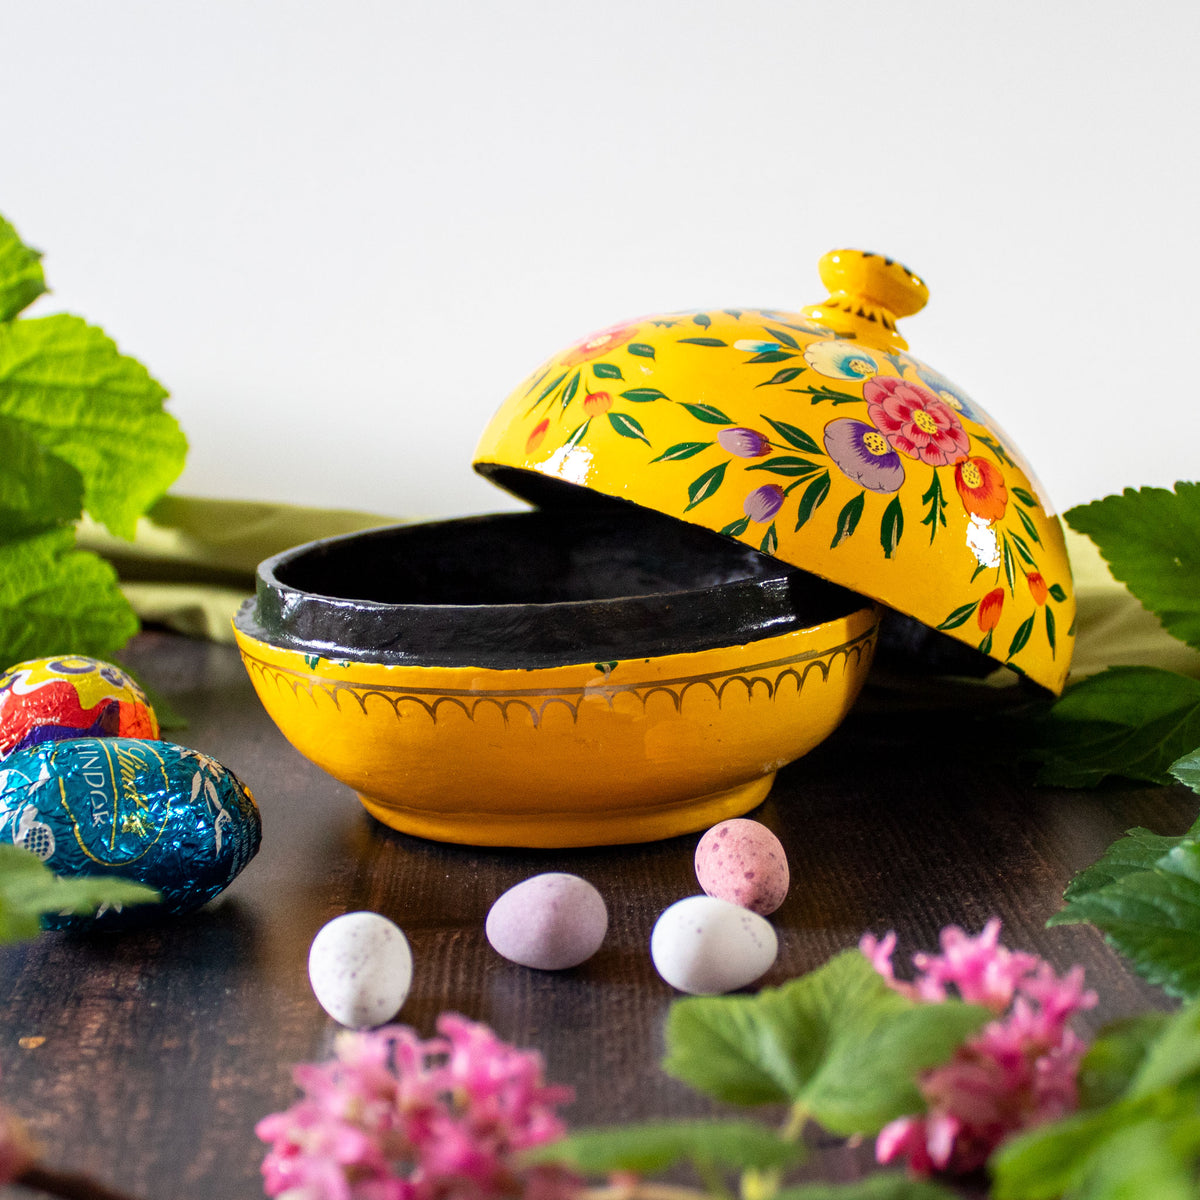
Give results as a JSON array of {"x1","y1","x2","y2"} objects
[
  {"x1": 721, "y1": 515, "x2": 751, "y2": 538},
  {"x1": 795, "y1": 472, "x2": 830, "y2": 531},
  {"x1": 1077, "y1": 1014, "x2": 1172, "y2": 1109},
  {"x1": 757, "y1": 367, "x2": 805, "y2": 387},
  {"x1": 685, "y1": 462, "x2": 727, "y2": 510},
  {"x1": 775, "y1": 1177, "x2": 961, "y2": 1200},
  {"x1": 561, "y1": 370, "x2": 581, "y2": 407},
  {"x1": 1012, "y1": 487, "x2": 1037, "y2": 507},
  {"x1": 0, "y1": 314, "x2": 185, "y2": 538},
  {"x1": 564, "y1": 419, "x2": 590, "y2": 449},
  {"x1": 831, "y1": 492, "x2": 865, "y2": 549},
  {"x1": 760, "y1": 522, "x2": 778, "y2": 555},
  {"x1": 920, "y1": 471, "x2": 946, "y2": 542},
  {"x1": 681, "y1": 402, "x2": 733, "y2": 424},
  {"x1": 762, "y1": 326, "x2": 801, "y2": 350},
  {"x1": 1045, "y1": 605, "x2": 1057, "y2": 655},
  {"x1": 526, "y1": 1119, "x2": 804, "y2": 1176},
  {"x1": 1027, "y1": 666, "x2": 1200, "y2": 787},
  {"x1": 663, "y1": 950, "x2": 987, "y2": 1134},
  {"x1": 627, "y1": 342, "x2": 656, "y2": 358},
  {"x1": 1007, "y1": 613, "x2": 1035, "y2": 659},
  {"x1": 0, "y1": 216, "x2": 47, "y2": 323},
  {"x1": 1049, "y1": 840, "x2": 1200, "y2": 999},
  {"x1": 0, "y1": 413, "x2": 84, "y2": 538},
  {"x1": 534, "y1": 371, "x2": 568, "y2": 405},
  {"x1": 1066, "y1": 483, "x2": 1200, "y2": 651},
  {"x1": 746, "y1": 350, "x2": 796, "y2": 364},
  {"x1": 937, "y1": 600, "x2": 979, "y2": 631},
  {"x1": 620, "y1": 387, "x2": 668, "y2": 402},
  {"x1": 880, "y1": 496, "x2": 903, "y2": 559},
  {"x1": 693, "y1": 313, "x2": 712, "y2": 328},
  {"x1": 650, "y1": 441, "x2": 711, "y2": 462},
  {"x1": 789, "y1": 384, "x2": 862, "y2": 406},
  {"x1": 746, "y1": 455, "x2": 822, "y2": 478},
  {"x1": 678, "y1": 337, "x2": 727, "y2": 347},
  {"x1": 607, "y1": 411, "x2": 649, "y2": 444},
  {"x1": 1002, "y1": 534, "x2": 1017, "y2": 592},
  {"x1": 1127, "y1": 997, "x2": 1200, "y2": 1095},
  {"x1": 761, "y1": 416, "x2": 823, "y2": 455},
  {"x1": 1015, "y1": 505, "x2": 1043, "y2": 546},
  {"x1": 1061, "y1": 822, "x2": 1194, "y2": 902},
  {"x1": 1009, "y1": 530, "x2": 1037, "y2": 567},
  {"x1": 1170, "y1": 749, "x2": 1200, "y2": 794},
  {"x1": 0, "y1": 843, "x2": 159, "y2": 943},
  {"x1": 591, "y1": 362, "x2": 623, "y2": 380},
  {"x1": 1049, "y1": 582, "x2": 1068, "y2": 602}
]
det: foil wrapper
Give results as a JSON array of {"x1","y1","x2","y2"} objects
[
  {"x1": 0, "y1": 737, "x2": 261, "y2": 929},
  {"x1": 0, "y1": 656, "x2": 158, "y2": 759}
]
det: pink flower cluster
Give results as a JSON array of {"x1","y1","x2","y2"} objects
[
  {"x1": 257, "y1": 1014, "x2": 578, "y2": 1200},
  {"x1": 860, "y1": 919, "x2": 1096, "y2": 1176}
]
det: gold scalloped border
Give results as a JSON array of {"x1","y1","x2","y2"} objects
[{"x1": 239, "y1": 623, "x2": 877, "y2": 728}]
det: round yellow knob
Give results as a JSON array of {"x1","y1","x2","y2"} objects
[{"x1": 802, "y1": 249, "x2": 929, "y2": 351}]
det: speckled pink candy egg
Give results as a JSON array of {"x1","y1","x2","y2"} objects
[
  {"x1": 486, "y1": 873, "x2": 608, "y2": 970},
  {"x1": 694, "y1": 818, "x2": 789, "y2": 915}
]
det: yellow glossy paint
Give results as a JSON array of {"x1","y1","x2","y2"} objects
[
  {"x1": 475, "y1": 249, "x2": 1075, "y2": 693},
  {"x1": 233, "y1": 605, "x2": 879, "y2": 848}
]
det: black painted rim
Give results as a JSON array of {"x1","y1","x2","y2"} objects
[{"x1": 235, "y1": 509, "x2": 870, "y2": 669}]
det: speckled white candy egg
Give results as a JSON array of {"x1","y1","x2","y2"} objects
[
  {"x1": 650, "y1": 895, "x2": 778, "y2": 995},
  {"x1": 308, "y1": 911, "x2": 413, "y2": 1028},
  {"x1": 695, "y1": 819, "x2": 790, "y2": 915},
  {"x1": 486, "y1": 872, "x2": 608, "y2": 970}
]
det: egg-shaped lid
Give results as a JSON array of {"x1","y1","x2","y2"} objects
[{"x1": 474, "y1": 250, "x2": 1075, "y2": 693}]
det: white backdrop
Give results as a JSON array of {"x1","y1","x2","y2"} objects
[{"x1": 4, "y1": 0, "x2": 1197, "y2": 521}]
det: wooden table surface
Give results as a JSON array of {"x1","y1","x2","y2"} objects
[{"x1": 1, "y1": 631, "x2": 1193, "y2": 1199}]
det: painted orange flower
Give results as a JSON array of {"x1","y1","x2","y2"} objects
[
  {"x1": 560, "y1": 322, "x2": 639, "y2": 366},
  {"x1": 582, "y1": 391, "x2": 613, "y2": 418},
  {"x1": 955, "y1": 457, "x2": 1008, "y2": 522},
  {"x1": 526, "y1": 418, "x2": 550, "y2": 454},
  {"x1": 978, "y1": 588, "x2": 1004, "y2": 632},
  {"x1": 1026, "y1": 572, "x2": 1049, "y2": 605}
]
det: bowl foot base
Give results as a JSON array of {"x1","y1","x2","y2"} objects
[{"x1": 355, "y1": 773, "x2": 777, "y2": 848}]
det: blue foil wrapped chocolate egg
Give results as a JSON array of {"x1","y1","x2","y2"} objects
[{"x1": 0, "y1": 737, "x2": 262, "y2": 928}]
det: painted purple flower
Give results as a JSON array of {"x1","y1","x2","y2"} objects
[
  {"x1": 744, "y1": 484, "x2": 785, "y2": 523},
  {"x1": 718, "y1": 427, "x2": 771, "y2": 457},
  {"x1": 823, "y1": 418, "x2": 905, "y2": 494}
]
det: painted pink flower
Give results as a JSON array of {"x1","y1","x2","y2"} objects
[
  {"x1": 718, "y1": 427, "x2": 771, "y2": 458},
  {"x1": 862, "y1": 920, "x2": 1096, "y2": 1177},
  {"x1": 560, "y1": 323, "x2": 639, "y2": 366},
  {"x1": 864, "y1": 376, "x2": 969, "y2": 467},
  {"x1": 257, "y1": 1015, "x2": 578, "y2": 1200},
  {"x1": 744, "y1": 484, "x2": 785, "y2": 523}
]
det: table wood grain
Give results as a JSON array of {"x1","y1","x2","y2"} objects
[{"x1": 1, "y1": 632, "x2": 1193, "y2": 1198}]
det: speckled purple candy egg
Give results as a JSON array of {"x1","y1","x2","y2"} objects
[
  {"x1": 694, "y1": 818, "x2": 789, "y2": 915},
  {"x1": 485, "y1": 872, "x2": 608, "y2": 970}
]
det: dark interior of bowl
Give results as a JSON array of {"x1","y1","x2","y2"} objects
[{"x1": 235, "y1": 506, "x2": 870, "y2": 668}]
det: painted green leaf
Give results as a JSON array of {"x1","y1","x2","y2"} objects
[
  {"x1": 795, "y1": 472, "x2": 831, "y2": 531},
  {"x1": 564, "y1": 420, "x2": 590, "y2": 449},
  {"x1": 831, "y1": 492, "x2": 865, "y2": 548},
  {"x1": 1045, "y1": 605, "x2": 1057, "y2": 655},
  {"x1": 746, "y1": 350, "x2": 796, "y2": 364},
  {"x1": 0, "y1": 843, "x2": 160, "y2": 943},
  {"x1": 788, "y1": 384, "x2": 862, "y2": 406},
  {"x1": 920, "y1": 470, "x2": 946, "y2": 542},
  {"x1": 761, "y1": 522, "x2": 778, "y2": 555},
  {"x1": 0, "y1": 315, "x2": 185, "y2": 538},
  {"x1": 663, "y1": 950, "x2": 987, "y2": 1134},
  {"x1": 591, "y1": 362, "x2": 623, "y2": 380},
  {"x1": 681, "y1": 403, "x2": 733, "y2": 424},
  {"x1": 720, "y1": 515, "x2": 751, "y2": 537},
  {"x1": 761, "y1": 416, "x2": 823, "y2": 455},
  {"x1": 937, "y1": 600, "x2": 979, "y2": 631},
  {"x1": 619, "y1": 387, "x2": 668, "y2": 402},
  {"x1": 534, "y1": 370, "x2": 568, "y2": 405},
  {"x1": 1009, "y1": 531, "x2": 1037, "y2": 568},
  {"x1": 692, "y1": 313, "x2": 712, "y2": 329},
  {"x1": 607, "y1": 411, "x2": 649, "y2": 444},
  {"x1": 979, "y1": 629, "x2": 994, "y2": 656},
  {"x1": 1007, "y1": 613, "x2": 1035, "y2": 659},
  {"x1": 627, "y1": 342, "x2": 655, "y2": 358},
  {"x1": 0, "y1": 216, "x2": 47, "y2": 324},
  {"x1": 685, "y1": 462, "x2": 728, "y2": 510},
  {"x1": 1066, "y1": 482, "x2": 1200, "y2": 651},
  {"x1": 0, "y1": 527, "x2": 139, "y2": 665},
  {"x1": 1012, "y1": 486, "x2": 1038, "y2": 507},
  {"x1": 1049, "y1": 582, "x2": 1068, "y2": 602},
  {"x1": 1016, "y1": 505, "x2": 1043, "y2": 546},
  {"x1": 757, "y1": 367, "x2": 805, "y2": 387},
  {"x1": 746, "y1": 455, "x2": 821, "y2": 478},
  {"x1": 0, "y1": 414, "x2": 84, "y2": 538},
  {"x1": 561, "y1": 370, "x2": 581, "y2": 407},
  {"x1": 527, "y1": 1118, "x2": 803, "y2": 1176},
  {"x1": 1025, "y1": 666, "x2": 1200, "y2": 787},
  {"x1": 677, "y1": 337, "x2": 727, "y2": 347},
  {"x1": 1002, "y1": 535, "x2": 1017, "y2": 592},
  {"x1": 650, "y1": 441, "x2": 711, "y2": 462},
  {"x1": 880, "y1": 495, "x2": 904, "y2": 559},
  {"x1": 762, "y1": 326, "x2": 801, "y2": 350}
]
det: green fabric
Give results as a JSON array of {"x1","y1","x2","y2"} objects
[{"x1": 79, "y1": 495, "x2": 1200, "y2": 681}]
